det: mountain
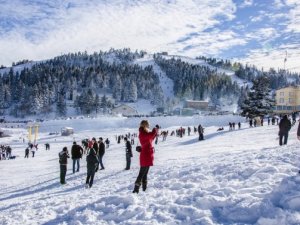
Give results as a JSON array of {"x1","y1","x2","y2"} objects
[{"x1": 0, "y1": 49, "x2": 300, "y2": 118}]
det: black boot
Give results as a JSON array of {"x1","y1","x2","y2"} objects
[
  {"x1": 142, "y1": 181, "x2": 147, "y2": 191},
  {"x1": 132, "y1": 184, "x2": 140, "y2": 194}
]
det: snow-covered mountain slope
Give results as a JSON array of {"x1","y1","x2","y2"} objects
[
  {"x1": 163, "y1": 54, "x2": 250, "y2": 87},
  {"x1": 134, "y1": 54, "x2": 174, "y2": 100},
  {"x1": 1, "y1": 116, "x2": 300, "y2": 224},
  {"x1": 0, "y1": 61, "x2": 40, "y2": 75}
]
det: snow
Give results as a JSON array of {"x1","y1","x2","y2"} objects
[
  {"x1": 1, "y1": 116, "x2": 300, "y2": 225},
  {"x1": 135, "y1": 54, "x2": 174, "y2": 100},
  {"x1": 126, "y1": 99, "x2": 156, "y2": 115},
  {"x1": 0, "y1": 61, "x2": 41, "y2": 75}
]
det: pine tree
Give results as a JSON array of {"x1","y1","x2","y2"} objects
[
  {"x1": 241, "y1": 75, "x2": 275, "y2": 118},
  {"x1": 56, "y1": 93, "x2": 67, "y2": 116},
  {"x1": 128, "y1": 80, "x2": 137, "y2": 102},
  {"x1": 94, "y1": 94, "x2": 101, "y2": 114},
  {"x1": 101, "y1": 95, "x2": 108, "y2": 113}
]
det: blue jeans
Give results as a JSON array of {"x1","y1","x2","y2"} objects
[
  {"x1": 73, "y1": 159, "x2": 80, "y2": 173},
  {"x1": 126, "y1": 154, "x2": 131, "y2": 169},
  {"x1": 99, "y1": 154, "x2": 105, "y2": 169}
]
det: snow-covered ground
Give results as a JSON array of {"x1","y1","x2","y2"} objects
[{"x1": 1, "y1": 116, "x2": 300, "y2": 225}]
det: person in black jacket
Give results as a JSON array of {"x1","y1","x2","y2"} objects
[
  {"x1": 279, "y1": 115, "x2": 292, "y2": 146},
  {"x1": 198, "y1": 124, "x2": 204, "y2": 141},
  {"x1": 59, "y1": 147, "x2": 70, "y2": 184},
  {"x1": 71, "y1": 141, "x2": 83, "y2": 173},
  {"x1": 124, "y1": 137, "x2": 133, "y2": 170},
  {"x1": 86, "y1": 148, "x2": 99, "y2": 188},
  {"x1": 98, "y1": 137, "x2": 105, "y2": 170},
  {"x1": 25, "y1": 147, "x2": 29, "y2": 158}
]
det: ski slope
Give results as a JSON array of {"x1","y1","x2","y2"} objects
[
  {"x1": 1, "y1": 116, "x2": 300, "y2": 225},
  {"x1": 135, "y1": 54, "x2": 174, "y2": 100}
]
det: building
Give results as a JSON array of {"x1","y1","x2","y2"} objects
[
  {"x1": 184, "y1": 100, "x2": 209, "y2": 111},
  {"x1": 61, "y1": 127, "x2": 74, "y2": 136},
  {"x1": 111, "y1": 104, "x2": 138, "y2": 116},
  {"x1": 275, "y1": 86, "x2": 300, "y2": 114}
]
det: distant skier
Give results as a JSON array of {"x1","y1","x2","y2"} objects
[
  {"x1": 124, "y1": 137, "x2": 133, "y2": 170},
  {"x1": 71, "y1": 141, "x2": 83, "y2": 173},
  {"x1": 238, "y1": 122, "x2": 241, "y2": 129},
  {"x1": 58, "y1": 147, "x2": 70, "y2": 185},
  {"x1": 249, "y1": 119, "x2": 253, "y2": 127},
  {"x1": 85, "y1": 148, "x2": 99, "y2": 188},
  {"x1": 278, "y1": 115, "x2": 292, "y2": 146}
]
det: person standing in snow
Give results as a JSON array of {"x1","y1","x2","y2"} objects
[
  {"x1": 132, "y1": 120, "x2": 159, "y2": 193},
  {"x1": 85, "y1": 148, "x2": 99, "y2": 188},
  {"x1": 59, "y1": 147, "x2": 70, "y2": 185},
  {"x1": 31, "y1": 146, "x2": 36, "y2": 157},
  {"x1": 198, "y1": 124, "x2": 204, "y2": 141},
  {"x1": 25, "y1": 147, "x2": 29, "y2": 158},
  {"x1": 71, "y1": 141, "x2": 83, "y2": 173},
  {"x1": 97, "y1": 137, "x2": 105, "y2": 170},
  {"x1": 124, "y1": 137, "x2": 133, "y2": 170},
  {"x1": 279, "y1": 115, "x2": 292, "y2": 146},
  {"x1": 105, "y1": 138, "x2": 110, "y2": 148},
  {"x1": 249, "y1": 119, "x2": 253, "y2": 127},
  {"x1": 187, "y1": 127, "x2": 191, "y2": 136}
]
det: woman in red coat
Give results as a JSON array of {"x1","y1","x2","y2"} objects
[{"x1": 133, "y1": 120, "x2": 159, "y2": 193}]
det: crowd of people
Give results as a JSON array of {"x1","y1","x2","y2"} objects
[{"x1": 2, "y1": 113, "x2": 300, "y2": 193}]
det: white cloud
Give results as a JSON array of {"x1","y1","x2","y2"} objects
[
  {"x1": 239, "y1": 0, "x2": 254, "y2": 8},
  {"x1": 284, "y1": 0, "x2": 300, "y2": 33},
  {"x1": 0, "y1": 0, "x2": 237, "y2": 66},
  {"x1": 238, "y1": 43, "x2": 300, "y2": 72}
]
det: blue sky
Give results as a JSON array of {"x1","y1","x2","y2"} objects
[{"x1": 0, "y1": 0, "x2": 299, "y2": 71}]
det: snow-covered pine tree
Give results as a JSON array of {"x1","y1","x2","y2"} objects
[
  {"x1": 56, "y1": 92, "x2": 67, "y2": 116},
  {"x1": 241, "y1": 75, "x2": 275, "y2": 118},
  {"x1": 94, "y1": 94, "x2": 101, "y2": 114},
  {"x1": 128, "y1": 80, "x2": 137, "y2": 102},
  {"x1": 101, "y1": 95, "x2": 108, "y2": 113}
]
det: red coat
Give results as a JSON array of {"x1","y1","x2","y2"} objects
[{"x1": 139, "y1": 127, "x2": 158, "y2": 167}]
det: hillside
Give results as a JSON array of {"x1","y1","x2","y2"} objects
[{"x1": 1, "y1": 49, "x2": 300, "y2": 118}]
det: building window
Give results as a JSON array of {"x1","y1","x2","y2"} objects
[
  {"x1": 277, "y1": 106, "x2": 282, "y2": 110},
  {"x1": 289, "y1": 92, "x2": 294, "y2": 97},
  {"x1": 280, "y1": 92, "x2": 284, "y2": 96},
  {"x1": 279, "y1": 98, "x2": 284, "y2": 103},
  {"x1": 289, "y1": 98, "x2": 294, "y2": 103},
  {"x1": 287, "y1": 106, "x2": 292, "y2": 110}
]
